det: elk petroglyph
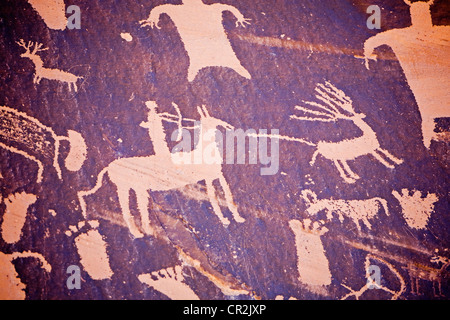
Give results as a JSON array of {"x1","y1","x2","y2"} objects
[
  {"x1": 291, "y1": 81, "x2": 403, "y2": 183},
  {"x1": 78, "y1": 103, "x2": 245, "y2": 239},
  {"x1": 0, "y1": 106, "x2": 87, "y2": 183}
]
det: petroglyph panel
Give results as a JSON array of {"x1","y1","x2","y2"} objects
[{"x1": 0, "y1": 0, "x2": 448, "y2": 300}]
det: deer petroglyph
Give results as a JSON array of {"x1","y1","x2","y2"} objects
[
  {"x1": 17, "y1": 40, "x2": 83, "y2": 92},
  {"x1": 291, "y1": 81, "x2": 403, "y2": 183}
]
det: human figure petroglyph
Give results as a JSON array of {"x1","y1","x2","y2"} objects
[
  {"x1": 0, "y1": 251, "x2": 51, "y2": 300},
  {"x1": 1, "y1": 192, "x2": 37, "y2": 244},
  {"x1": 301, "y1": 189, "x2": 390, "y2": 233},
  {"x1": 78, "y1": 104, "x2": 245, "y2": 239},
  {"x1": 140, "y1": 0, "x2": 251, "y2": 82},
  {"x1": 17, "y1": 40, "x2": 83, "y2": 92},
  {"x1": 291, "y1": 81, "x2": 403, "y2": 183},
  {"x1": 0, "y1": 106, "x2": 87, "y2": 183},
  {"x1": 26, "y1": 0, "x2": 67, "y2": 30},
  {"x1": 341, "y1": 254, "x2": 406, "y2": 300},
  {"x1": 364, "y1": 0, "x2": 450, "y2": 149},
  {"x1": 392, "y1": 189, "x2": 438, "y2": 230},
  {"x1": 138, "y1": 265, "x2": 200, "y2": 300}
]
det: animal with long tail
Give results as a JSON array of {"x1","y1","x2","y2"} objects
[{"x1": 78, "y1": 103, "x2": 245, "y2": 239}]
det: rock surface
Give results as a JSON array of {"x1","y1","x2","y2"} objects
[{"x1": 0, "y1": 0, "x2": 449, "y2": 300}]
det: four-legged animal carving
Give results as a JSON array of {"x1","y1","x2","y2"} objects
[{"x1": 17, "y1": 40, "x2": 82, "y2": 92}]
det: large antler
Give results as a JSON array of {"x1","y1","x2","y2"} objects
[
  {"x1": 291, "y1": 81, "x2": 356, "y2": 122},
  {"x1": 16, "y1": 39, "x2": 48, "y2": 55}
]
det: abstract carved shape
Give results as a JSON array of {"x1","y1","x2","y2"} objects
[{"x1": 291, "y1": 81, "x2": 403, "y2": 183}]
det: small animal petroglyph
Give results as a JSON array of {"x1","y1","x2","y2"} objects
[
  {"x1": 0, "y1": 106, "x2": 87, "y2": 183},
  {"x1": 17, "y1": 40, "x2": 83, "y2": 92},
  {"x1": 403, "y1": 253, "x2": 449, "y2": 297},
  {"x1": 291, "y1": 81, "x2": 403, "y2": 183},
  {"x1": 0, "y1": 251, "x2": 51, "y2": 300},
  {"x1": 138, "y1": 265, "x2": 200, "y2": 300},
  {"x1": 289, "y1": 219, "x2": 332, "y2": 293},
  {"x1": 392, "y1": 189, "x2": 438, "y2": 230},
  {"x1": 140, "y1": 0, "x2": 251, "y2": 82},
  {"x1": 301, "y1": 189, "x2": 389, "y2": 232}
]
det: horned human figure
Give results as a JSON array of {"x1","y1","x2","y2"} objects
[
  {"x1": 78, "y1": 103, "x2": 245, "y2": 239},
  {"x1": 140, "y1": 0, "x2": 252, "y2": 82},
  {"x1": 364, "y1": 0, "x2": 450, "y2": 149},
  {"x1": 17, "y1": 40, "x2": 82, "y2": 92}
]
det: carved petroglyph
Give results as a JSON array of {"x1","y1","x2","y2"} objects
[
  {"x1": 78, "y1": 103, "x2": 244, "y2": 239},
  {"x1": 341, "y1": 254, "x2": 406, "y2": 300},
  {"x1": 138, "y1": 265, "x2": 200, "y2": 300},
  {"x1": 364, "y1": 0, "x2": 450, "y2": 149},
  {"x1": 17, "y1": 40, "x2": 83, "y2": 92},
  {"x1": 392, "y1": 189, "x2": 438, "y2": 230},
  {"x1": 406, "y1": 255, "x2": 449, "y2": 297},
  {"x1": 26, "y1": 0, "x2": 67, "y2": 30},
  {"x1": 0, "y1": 251, "x2": 51, "y2": 300},
  {"x1": 0, "y1": 106, "x2": 87, "y2": 183},
  {"x1": 289, "y1": 219, "x2": 332, "y2": 294},
  {"x1": 291, "y1": 82, "x2": 403, "y2": 183},
  {"x1": 67, "y1": 220, "x2": 113, "y2": 280},
  {"x1": 301, "y1": 190, "x2": 389, "y2": 233},
  {"x1": 140, "y1": 0, "x2": 251, "y2": 81},
  {"x1": 1, "y1": 192, "x2": 37, "y2": 244}
]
